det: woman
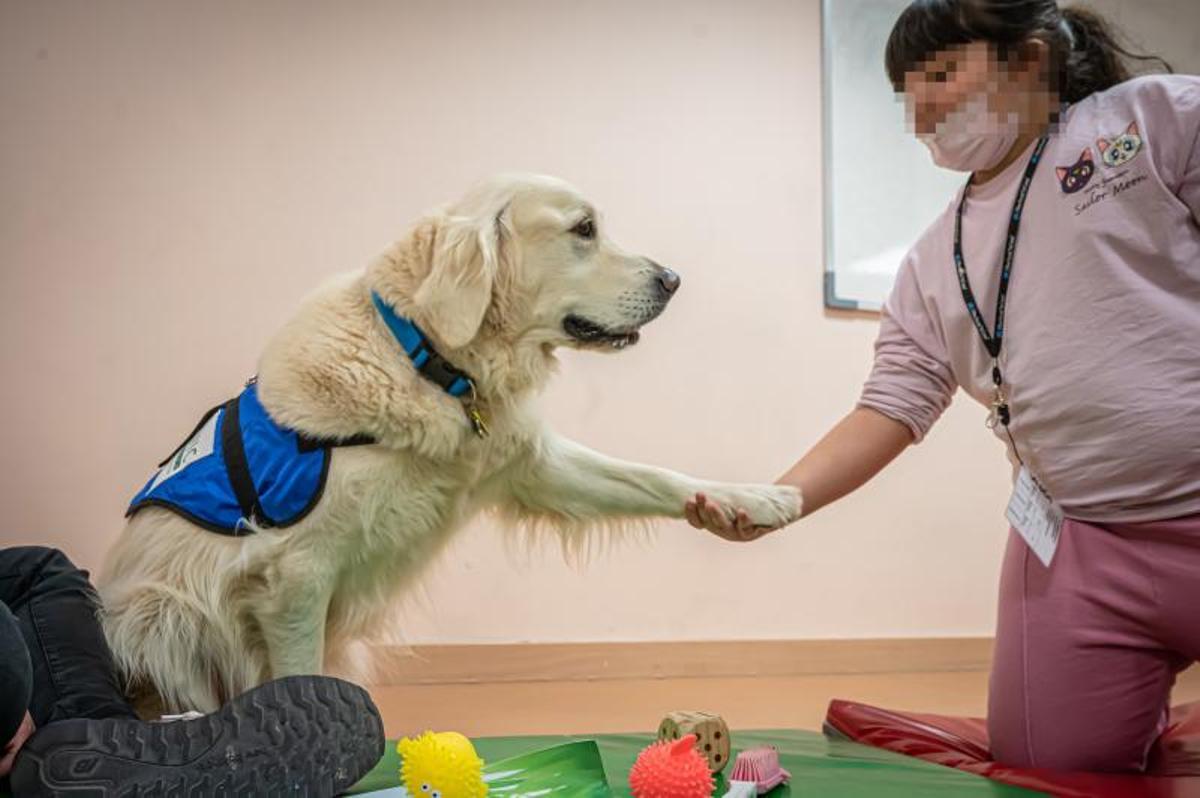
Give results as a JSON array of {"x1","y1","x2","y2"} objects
[{"x1": 688, "y1": 0, "x2": 1200, "y2": 773}]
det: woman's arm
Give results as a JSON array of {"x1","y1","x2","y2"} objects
[
  {"x1": 776, "y1": 406, "x2": 914, "y2": 515},
  {"x1": 686, "y1": 407, "x2": 912, "y2": 541}
]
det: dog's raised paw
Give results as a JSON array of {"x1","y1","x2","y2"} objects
[{"x1": 705, "y1": 484, "x2": 802, "y2": 529}]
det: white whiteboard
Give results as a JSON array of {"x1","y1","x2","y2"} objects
[{"x1": 822, "y1": 0, "x2": 962, "y2": 311}]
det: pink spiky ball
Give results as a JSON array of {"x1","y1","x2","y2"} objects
[{"x1": 629, "y1": 734, "x2": 715, "y2": 798}]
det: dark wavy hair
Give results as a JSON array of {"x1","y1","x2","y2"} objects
[{"x1": 885, "y1": 0, "x2": 1174, "y2": 103}]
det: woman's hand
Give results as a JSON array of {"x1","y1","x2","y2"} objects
[
  {"x1": 0, "y1": 711, "x2": 35, "y2": 778},
  {"x1": 684, "y1": 492, "x2": 788, "y2": 542}
]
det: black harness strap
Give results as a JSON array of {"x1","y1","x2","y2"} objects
[
  {"x1": 295, "y1": 432, "x2": 378, "y2": 454},
  {"x1": 222, "y1": 392, "x2": 378, "y2": 530},
  {"x1": 219, "y1": 396, "x2": 267, "y2": 532}
]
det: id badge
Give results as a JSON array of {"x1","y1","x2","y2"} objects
[{"x1": 1005, "y1": 466, "x2": 1064, "y2": 567}]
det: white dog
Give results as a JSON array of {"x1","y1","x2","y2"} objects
[{"x1": 100, "y1": 174, "x2": 802, "y2": 713}]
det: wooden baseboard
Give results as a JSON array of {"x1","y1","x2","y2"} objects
[{"x1": 367, "y1": 637, "x2": 994, "y2": 686}]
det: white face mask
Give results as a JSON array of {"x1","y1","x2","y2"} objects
[{"x1": 918, "y1": 92, "x2": 1021, "y2": 172}]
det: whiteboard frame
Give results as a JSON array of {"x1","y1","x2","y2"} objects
[
  {"x1": 820, "y1": 0, "x2": 864, "y2": 310},
  {"x1": 820, "y1": 0, "x2": 891, "y2": 313}
]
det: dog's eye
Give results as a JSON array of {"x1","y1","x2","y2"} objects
[{"x1": 571, "y1": 218, "x2": 596, "y2": 240}]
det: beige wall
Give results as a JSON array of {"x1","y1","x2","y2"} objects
[{"x1": 1, "y1": 0, "x2": 1194, "y2": 644}]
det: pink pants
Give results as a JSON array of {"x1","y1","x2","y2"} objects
[{"x1": 989, "y1": 514, "x2": 1200, "y2": 772}]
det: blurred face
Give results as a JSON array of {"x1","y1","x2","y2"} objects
[
  {"x1": 900, "y1": 40, "x2": 1057, "y2": 171},
  {"x1": 904, "y1": 41, "x2": 1049, "y2": 135}
]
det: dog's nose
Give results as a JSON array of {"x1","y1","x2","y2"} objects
[{"x1": 657, "y1": 268, "x2": 681, "y2": 296}]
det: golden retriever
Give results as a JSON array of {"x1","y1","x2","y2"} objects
[{"x1": 99, "y1": 174, "x2": 802, "y2": 712}]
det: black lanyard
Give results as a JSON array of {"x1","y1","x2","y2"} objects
[{"x1": 953, "y1": 136, "x2": 1049, "y2": 428}]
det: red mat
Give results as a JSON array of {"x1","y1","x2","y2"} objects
[{"x1": 825, "y1": 699, "x2": 1200, "y2": 797}]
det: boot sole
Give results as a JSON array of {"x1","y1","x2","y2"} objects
[{"x1": 11, "y1": 675, "x2": 384, "y2": 797}]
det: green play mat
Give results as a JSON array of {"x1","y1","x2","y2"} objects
[{"x1": 348, "y1": 729, "x2": 1046, "y2": 797}]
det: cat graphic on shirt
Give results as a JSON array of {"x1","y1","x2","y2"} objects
[
  {"x1": 1097, "y1": 121, "x2": 1144, "y2": 168},
  {"x1": 1057, "y1": 148, "x2": 1096, "y2": 194}
]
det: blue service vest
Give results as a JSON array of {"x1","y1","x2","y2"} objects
[{"x1": 127, "y1": 382, "x2": 372, "y2": 535}]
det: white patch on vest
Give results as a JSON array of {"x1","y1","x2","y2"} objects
[{"x1": 150, "y1": 409, "x2": 221, "y2": 491}]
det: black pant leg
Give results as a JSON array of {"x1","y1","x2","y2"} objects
[
  {"x1": 0, "y1": 602, "x2": 32, "y2": 744},
  {"x1": 0, "y1": 547, "x2": 136, "y2": 726}
]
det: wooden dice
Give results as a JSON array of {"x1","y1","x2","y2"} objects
[{"x1": 657, "y1": 711, "x2": 731, "y2": 773}]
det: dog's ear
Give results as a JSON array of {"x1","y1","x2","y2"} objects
[{"x1": 413, "y1": 208, "x2": 507, "y2": 350}]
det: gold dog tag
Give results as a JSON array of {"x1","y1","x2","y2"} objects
[
  {"x1": 465, "y1": 381, "x2": 489, "y2": 438},
  {"x1": 468, "y1": 407, "x2": 490, "y2": 438}
]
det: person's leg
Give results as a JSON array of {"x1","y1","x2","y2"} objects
[
  {"x1": 0, "y1": 546, "x2": 136, "y2": 725},
  {"x1": 0, "y1": 548, "x2": 385, "y2": 795},
  {"x1": 0, "y1": 603, "x2": 33, "y2": 748},
  {"x1": 0, "y1": 604, "x2": 34, "y2": 782},
  {"x1": 988, "y1": 521, "x2": 1189, "y2": 772},
  {"x1": 1129, "y1": 513, "x2": 1200, "y2": 676},
  {"x1": 1124, "y1": 513, "x2": 1200, "y2": 771}
]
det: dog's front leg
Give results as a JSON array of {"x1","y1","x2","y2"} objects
[
  {"x1": 503, "y1": 432, "x2": 801, "y2": 528},
  {"x1": 252, "y1": 581, "x2": 333, "y2": 680}
]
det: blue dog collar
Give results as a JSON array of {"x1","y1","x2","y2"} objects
[{"x1": 370, "y1": 291, "x2": 473, "y2": 398}]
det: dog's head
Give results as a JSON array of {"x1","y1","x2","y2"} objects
[{"x1": 374, "y1": 174, "x2": 679, "y2": 354}]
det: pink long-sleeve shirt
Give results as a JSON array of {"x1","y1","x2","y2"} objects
[{"x1": 859, "y1": 75, "x2": 1200, "y2": 523}]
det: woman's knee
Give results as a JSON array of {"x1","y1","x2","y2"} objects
[{"x1": 989, "y1": 705, "x2": 1160, "y2": 773}]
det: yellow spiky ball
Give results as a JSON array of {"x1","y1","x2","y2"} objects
[{"x1": 398, "y1": 731, "x2": 488, "y2": 798}]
